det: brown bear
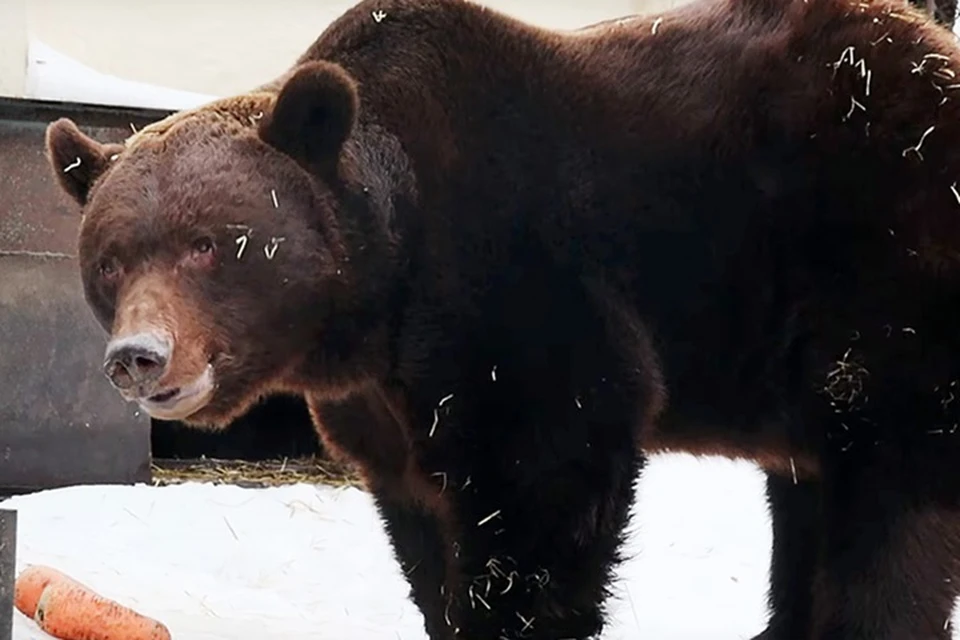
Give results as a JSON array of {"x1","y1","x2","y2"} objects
[{"x1": 41, "y1": 0, "x2": 960, "y2": 637}]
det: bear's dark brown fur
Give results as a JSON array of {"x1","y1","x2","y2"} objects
[{"x1": 43, "y1": 0, "x2": 960, "y2": 637}]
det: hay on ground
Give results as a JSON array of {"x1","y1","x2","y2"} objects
[{"x1": 150, "y1": 457, "x2": 361, "y2": 489}]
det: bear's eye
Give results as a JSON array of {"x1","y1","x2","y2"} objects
[
  {"x1": 187, "y1": 237, "x2": 217, "y2": 268},
  {"x1": 98, "y1": 258, "x2": 120, "y2": 281},
  {"x1": 192, "y1": 237, "x2": 215, "y2": 255}
]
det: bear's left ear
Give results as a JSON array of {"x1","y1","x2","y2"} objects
[
  {"x1": 45, "y1": 118, "x2": 123, "y2": 208},
  {"x1": 258, "y1": 60, "x2": 359, "y2": 173}
]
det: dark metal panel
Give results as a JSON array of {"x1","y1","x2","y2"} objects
[
  {"x1": 0, "y1": 509, "x2": 15, "y2": 640},
  {"x1": 0, "y1": 254, "x2": 151, "y2": 490},
  {"x1": 0, "y1": 97, "x2": 168, "y2": 492}
]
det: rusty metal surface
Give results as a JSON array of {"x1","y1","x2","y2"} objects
[
  {"x1": 0, "y1": 97, "x2": 171, "y2": 493},
  {"x1": 0, "y1": 509, "x2": 14, "y2": 640}
]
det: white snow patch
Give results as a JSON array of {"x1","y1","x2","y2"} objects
[{"x1": 4, "y1": 453, "x2": 956, "y2": 639}]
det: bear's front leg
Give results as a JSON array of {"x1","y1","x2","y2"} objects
[
  {"x1": 408, "y1": 364, "x2": 645, "y2": 639},
  {"x1": 372, "y1": 490, "x2": 459, "y2": 640},
  {"x1": 307, "y1": 387, "x2": 468, "y2": 639},
  {"x1": 441, "y1": 448, "x2": 642, "y2": 640}
]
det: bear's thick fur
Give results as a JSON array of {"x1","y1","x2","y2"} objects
[{"x1": 43, "y1": 0, "x2": 960, "y2": 637}]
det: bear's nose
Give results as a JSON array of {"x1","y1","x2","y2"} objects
[{"x1": 102, "y1": 333, "x2": 170, "y2": 392}]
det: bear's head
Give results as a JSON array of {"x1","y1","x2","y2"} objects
[{"x1": 44, "y1": 61, "x2": 371, "y2": 428}]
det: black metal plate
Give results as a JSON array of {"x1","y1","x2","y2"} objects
[{"x1": 0, "y1": 509, "x2": 16, "y2": 640}]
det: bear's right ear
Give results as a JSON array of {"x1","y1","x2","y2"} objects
[
  {"x1": 258, "y1": 61, "x2": 359, "y2": 173},
  {"x1": 45, "y1": 118, "x2": 121, "y2": 207}
]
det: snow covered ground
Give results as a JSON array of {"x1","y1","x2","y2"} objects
[
  {"x1": 7, "y1": 452, "x2": 959, "y2": 639},
  {"x1": 3, "y1": 454, "x2": 773, "y2": 640}
]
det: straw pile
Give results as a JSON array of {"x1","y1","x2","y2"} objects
[{"x1": 151, "y1": 456, "x2": 361, "y2": 489}]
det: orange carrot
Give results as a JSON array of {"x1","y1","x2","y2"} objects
[
  {"x1": 14, "y1": 565, "x2": 171, "y2": 640},
  {"x1": 14, "y1": 565, "x2": 84, "y2": 618},
  {"x1": 34, "y1": 581, "x2": 172, "y2": 640}
]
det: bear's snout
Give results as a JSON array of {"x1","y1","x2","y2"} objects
[{"x1": 102, "y1": 332, "x2": 171, "y2": 394}]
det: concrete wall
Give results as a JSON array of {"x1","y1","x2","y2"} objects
[
  {"x1": 3, "y1": 0, "x2": 694, "y2": 107},
  {"x1": 0, "y1": 0, "x2": 27, "y2": 97}
]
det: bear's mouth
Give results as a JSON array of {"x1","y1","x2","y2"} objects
[
  {"x1": 148, "y1": 388, "x2": 180, "y2": 403},
  {"x1": 137, "y1": 365, "x2": 215, "y2": 421}
]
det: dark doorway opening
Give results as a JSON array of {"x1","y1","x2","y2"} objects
[{"x1": 151, "y1": 394, "x2": 322, "y2": 462}]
